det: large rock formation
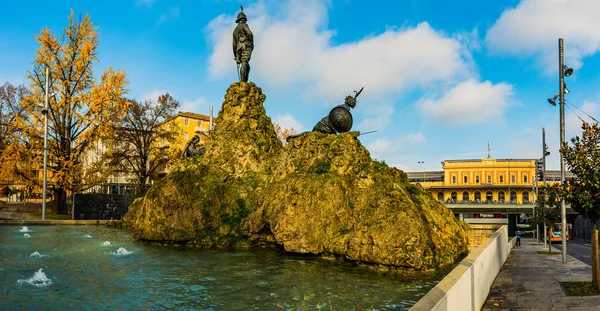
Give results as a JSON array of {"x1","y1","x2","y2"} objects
[{"x1": 125, "y1": 82, "x2": 469, "y2": 271}]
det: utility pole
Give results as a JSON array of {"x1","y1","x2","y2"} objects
[
  {"x1": 559, "y1": 38, "x2": 567, "y2": 263},
  {"x1": 42, "y1": 67, "x2": 49, "y2": 221},
  {"x1": 543, "y1": 127, "x2": 548, "y2": 249}
]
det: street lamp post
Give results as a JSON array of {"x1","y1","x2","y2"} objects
[
  {"x1": 558, "y1": 38, "x2": 570, "y2": 263},
  {"x1": 42, "y1": 67, "x2": 49, "y2": 221},
  {"x1": 418, "y1": 161, "x2": 425, "y2": 182}
]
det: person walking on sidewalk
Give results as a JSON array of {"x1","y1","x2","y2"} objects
[{"x1": 515, "y1": 229, "x2": 521, "y2": 247}]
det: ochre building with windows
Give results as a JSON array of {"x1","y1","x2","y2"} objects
[
  {"x1": 406, "y1": 158, "x2": 575, "y2": 232},
  {"x1": 427, "y1": 158, "x2": 538, "y2": 205},
  {"x1": 170, "y1": 111, "x2": 213, "y2": 151}
]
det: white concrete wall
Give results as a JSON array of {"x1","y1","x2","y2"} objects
[{"x1": 411, "y1": 225, "x2": 514, "y2": 311}]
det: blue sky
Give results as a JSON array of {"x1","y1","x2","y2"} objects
[{"x1": 2, "y1": 0, "x2": 600, "y2": 171}]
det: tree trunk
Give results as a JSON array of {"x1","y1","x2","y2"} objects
[
  {"x1": 593, "y1": 224, "x2": 599, "y2": 291},
  {"x1": 55, "y1": 187, "x2": 68, "y2": 215}
]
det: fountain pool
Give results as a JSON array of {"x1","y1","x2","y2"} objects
[{"x1": 0, "y1": 225, "x2": 449, "y2": 310}]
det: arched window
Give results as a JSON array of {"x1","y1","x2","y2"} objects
[
  {"x1": 523, "y1": 174, "x2": 528, "y2": 184},
  {"x1": 462, "y1": 191, "x2": 470, "y2": 202},
  {"x1": 474, "y1": 191, "x2": 481, "y2": 202},
  {"x1": 522, "y1": 191, "x2": 529, "y2": 204},
  {"x1": 437, "y1": 192, "x2": 444, "y2": 202},
  {"x1": 498, "y1": 191, "x2": 505, "y2": 203},
  {"x1": 486, "y1": 191, "x2": 493, "y2": 203},
  {"x1": 451, "y1": 191, "x2": 457, "y2": 202},
  {"x1": 510, "y1": 191, "x2": 517, "y2": 203}
]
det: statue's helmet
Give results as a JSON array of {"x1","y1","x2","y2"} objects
[
  {"x1": 345, "y1": 96, "x2": 357, "y2": 108},
  {"x1": 236, "y1": 12, "x2": 247, "y2": 23}
]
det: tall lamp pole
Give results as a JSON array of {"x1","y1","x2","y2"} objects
[
  {"x1": 559, "y1": 38, "x2": 568, "y2": 263},
  {"x1": 42, "y1": 67, "x2": 49, "y2": 221}
]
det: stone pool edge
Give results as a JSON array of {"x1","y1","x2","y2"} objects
[{"x1": 0, "y1": 220, "x2": 112, "y2": 225}]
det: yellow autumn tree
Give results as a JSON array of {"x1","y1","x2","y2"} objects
[{"x1": 13, "y1": 11, "x2": 129, "y2": 214}]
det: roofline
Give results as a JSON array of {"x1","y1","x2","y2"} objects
[{"x1": 442, "y1": 158, "x2": 539, "y2": 163}]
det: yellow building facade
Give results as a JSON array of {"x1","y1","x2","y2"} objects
[
  {"x1": 169, "y1": 112, "x2": 213, "y2": 151},
  {"x1": 424, "y1": 158, "x2": 538, "y2": 205}
]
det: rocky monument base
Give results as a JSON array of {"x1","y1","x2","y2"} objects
[{"x1": 124, "y1": 82, "x2": 469, "y2": 271}]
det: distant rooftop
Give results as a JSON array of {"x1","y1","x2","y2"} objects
[
  {"x1": 442, "y1": 158, "x2": 538, "y2": 163},
  {"x1": 177, "y1": 111, "x2": 211, "y2": 121},
  {"x1": 405, "y1": 170, "x2": 576, "y2": 183}
]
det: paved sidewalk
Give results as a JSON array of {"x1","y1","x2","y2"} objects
[{"x1": 483, "y1": 239, "x2": 600, "y2": 311}]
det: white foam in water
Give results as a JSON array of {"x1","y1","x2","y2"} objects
[
  {"x1": 102, "y1": 241, "x2": 111, "y2": 246},
  {"x1": 23, "y1": 233, "x2": 31, "y2": 238},
  {"x1": 29, "y1": 251, "x2": 47, "y2": 258},
  {"x1": 110, "y1": 247, "x2": 133, "y2": 256},
  {"x1": 83, "y1": 234, "x2": 93, "y2": 238},
  {"x1": 19, "y1": 226, "x2": 31, "y2": 233},
  {"x1": 17, "y1": 268, "x2": 53, "y2": 287}
]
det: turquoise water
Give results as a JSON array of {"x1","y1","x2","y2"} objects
[{"x1": 0, "y1": 225, "x2": 447, "y2": 310}]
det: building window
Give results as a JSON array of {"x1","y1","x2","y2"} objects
[
  {"x1": 184, "y1": 117, "x2": 189, "y2": 126},
  {"x1": 462, "y1": 191, "x2": 469, "y2": 202},
  {"x1": 437, "y1": 192, "x2": 444, "y2": 202},
  {"x1": 451, "y1": 191, "x2": 457, "y2": 202},
  {"x1": 463, "y1": 175, "x2": 467, "y2": 184},
  {"x1": 498, "y1": 191, "x2": 505, "y2": 203},
  {"x1": 452, "y1": 175, "x2": 456, "y2": 184},
  {"x1": 474, "y1": 191, "x2": 481, "y2": 203},
  {"x1": 523, "y1": 174, "x2": 528, "y2": 184},
  {"x1": 511, "y1": 175, "x2": 516, "y2": 183},
  {"x1": 487, "y1": 175, "x2": 492, "y2": 184},
  {"x1": 522, "y1": 191, "x2": 529, "y2": 204},
  {"x1": 197, "y1": 120, "x2": 201, "y2": 126},
  {"x1": 510, "y1": 191, "x2": 517, "y2": 203},
  {"x1": 475, "y1": 175, "x2": 480, "y2": 183},
  {"x1": 486, "y1": 191, "x2": 493, "y2": 203},
  {"x1": 184, "y1": 132, "x2": 189, "y2": 140},
  {"x1": 499, "y1": 175, "x2": 504, "y2": 183}
]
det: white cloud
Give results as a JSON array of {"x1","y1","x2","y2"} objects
[
  {"x1": 367, "y1": 139, "x2": 393, "y2": 154},
  {"x1": 206, "y1": 0, "x2": 473, "y2": 101},
  {"x1": 357, "y1": 104, "x2": 394, "y2": 132},
  {"x1": 418, "y1": 79, "x2": 514, "y2": 125},
  {"x1": 273, "y1": 114, "x2": 304, "y2": 132},
  {"x1": 142, "y1": 89, "x2": 168, "y2": 103},
  {"x1": 366, "y1": 132, "x2": 426, "y2": 155},
  {"x1": 566, "y1": 100, "x2": 600, "y2": 137},
  {"x1": 485, "y1": 0, "x2": 600, "y2": 72},
  {"x1": 181, "y1": 97, "x2": 207, "y2": 114},
  {"x1": 159, "y1": 7, "x2": 180, "y2": 24}
]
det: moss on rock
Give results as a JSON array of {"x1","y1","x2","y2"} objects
[{"x1": 124, "y1": 82, "x2": 469, "y2": 271}]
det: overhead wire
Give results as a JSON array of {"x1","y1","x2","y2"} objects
[
  {"x1": 565, "y1": 99, "x2": 600, "y2": 123},
  {"x1": 564, "y1": 102, "x2": 586, "y2": 124}
]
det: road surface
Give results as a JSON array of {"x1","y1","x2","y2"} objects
[{"x1": 552, "y1": 239, "x2": 593, "y2": 266}]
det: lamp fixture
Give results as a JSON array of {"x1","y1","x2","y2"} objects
[
  {"x1": 563, "y1": 65, "x2": 573, "y2": 77},
  {"x1": 547, "y1": 94, "x2": 559, "y2": 106}
]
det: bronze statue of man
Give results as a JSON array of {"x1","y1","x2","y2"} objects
[{"x1": 233, "y1": 6, "x2": 254, "y2": 82}]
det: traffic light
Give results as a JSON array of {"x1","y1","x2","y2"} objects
[
  {"x1": 544, "y1": 144, "x2": 550, "y2": 157},
  {"x1": 536, "y1": 159, "x2": 544, "y2": 181}
]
